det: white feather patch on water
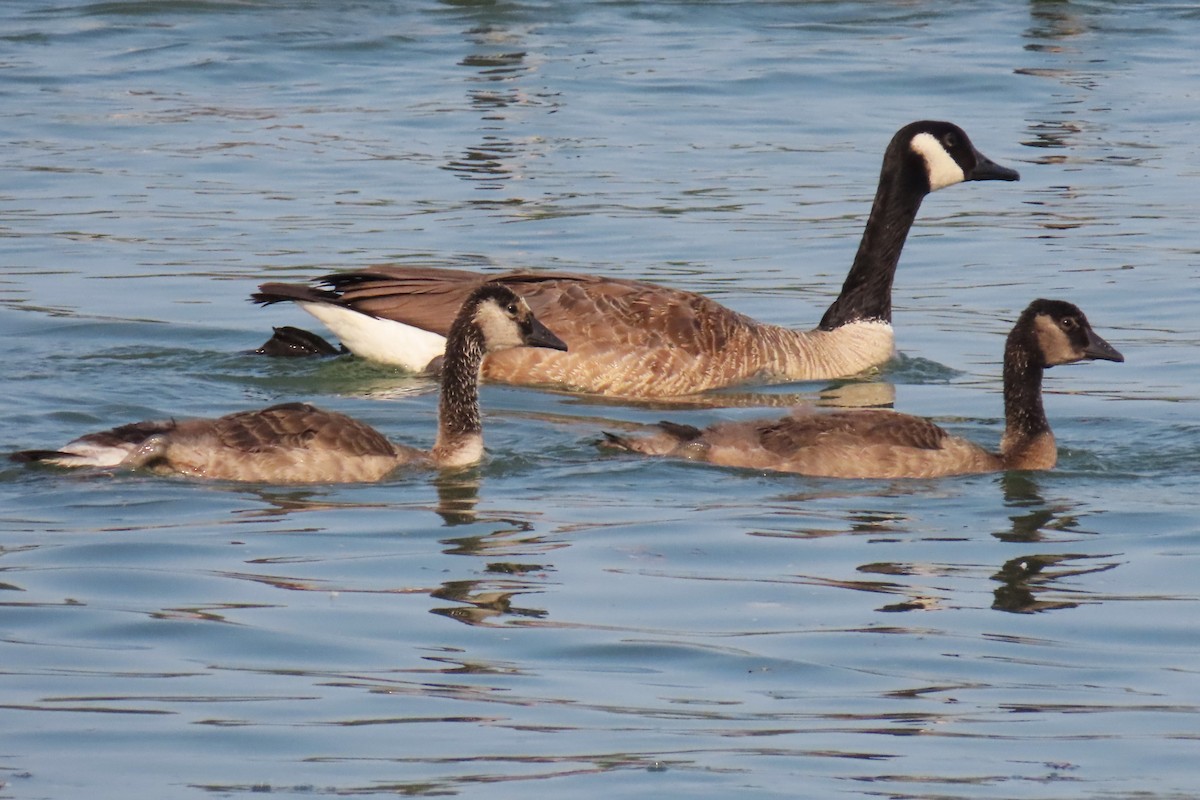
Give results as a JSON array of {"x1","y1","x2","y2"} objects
[
  {"x1": 298, "y1": 302, "x2": 447, "y2": 371},
  {"x1": 52, "y1": 440, "x2": 136, "y2": 468}
]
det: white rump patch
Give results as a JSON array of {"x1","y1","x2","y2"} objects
[
  {"x1": 910, "y1": 132, "x2": 966, "y2": 192},
  {"x1": 298, "y1": 302, "x2": 447, "y2": 371},
  {"x1": 54, "y1": 440, "x2": 137, "y2": 468}
]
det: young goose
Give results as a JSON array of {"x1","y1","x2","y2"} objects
[
  {"x1": 601, "y1": 300, "x2": 1123, "y2": 479},
  {"x1": 12, "y1": 285, "x2": 567, "y2": 484},
  {"x1": 252, "y1": 120, "x2": 1019, "y2": 399}
]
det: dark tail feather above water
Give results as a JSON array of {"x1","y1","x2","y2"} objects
[
  {"x1": 254, "y1": 326, "x2": 344, "y2": 357},
  {"x1": 600, "y1": 431, "x2": 633, "y2": 451},
  {"x1": 600, "y1": 420, "x2": 703, "y2": 455},
  {"x1": 250, "y1": 283, "x2": 340, "y2": 306},
  {"x1": 655, "y1": 420, "x2": 703, "y2": 442},
  {"x1": 10, "y1": 449, "x2": 70, "y2": 464}
]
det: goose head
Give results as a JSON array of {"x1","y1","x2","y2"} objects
[
  {"x1": 467, "y1": 283, "x2": 569, "y2": 354},
  {"x1": 433, "y1": 284, "x2": 566, "y2": 467},
  {"x1": 1021, "y1": 298, "x2": 1124, "y2": 368},
  {"x1": 901, "y1": 120, "x2": 1021, "y2": 192}
]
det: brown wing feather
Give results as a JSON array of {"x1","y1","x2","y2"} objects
[
  {"x1": 674, "y1": 409, "x2": 1004, "y2": 478},
  {"x1": 318, "y1": 267, "x2": 487, "y2": 336},
  {"x1": 82, "y1": 419, "x2": 179, "y2": 448},
  {"x1": 198, "y1": 403, "x2": 397, "y2": 459},
  {"x1": 505, "y1": 272, "x2": 757, "y2": 357},
  {"x1": 309, "y1": 266, "x2": 758, "y2": 358},
  {"x1": 756, "y1": 410, "x2": 949, "y2": 455},
  {"x1": 158, "y1": 403, "x2": 406, "y2": 482}
]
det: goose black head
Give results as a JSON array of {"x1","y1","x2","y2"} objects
[
  {"x1": 1020, "y1": 298, "x2": 1124, "y2": 368},
  {"x1": 899, "y1": 120, "x2": 1021, "y2": 193}
]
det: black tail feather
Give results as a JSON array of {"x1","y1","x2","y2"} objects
[
  {"x1": 10, "y1": 450, "x2": 68, "y2": 464},
  {"x1": 254, "y1": 326, "x2": 343, "y2": 357},
  {"x1": 600, "y1": 431, "x2": 630, "y2": 450},
  {"x1": 656, "y1": 420, "x2": 703, "y2": 442},
  {"x1": 251, "y1": 283, "x2": 340, "y2": 307}
]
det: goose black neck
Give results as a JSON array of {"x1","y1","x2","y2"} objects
[
  {"x1": 438, "y1": 320, "x2": 486, "y2": 438},
  {"x1": 1002, "y1": 326, "x2": 1050, "y2": 442},
  {"x1": 818, "y1": 154, "x2": 928, "y2": 330}
]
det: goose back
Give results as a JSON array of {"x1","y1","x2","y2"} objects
[{"x1": 173, "y1": 404, "x2": 414, "y2": 482}]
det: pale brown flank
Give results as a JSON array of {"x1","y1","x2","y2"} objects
[
  {"x1": 253, "y1": 121, "x2": 1019, "y2": 399},
  {"x1": 11, "y1": 285, "x2": 567, "y2": 484},
  {"x1": 601, "y1": 300, "x2": 1124, "y2": 479}
]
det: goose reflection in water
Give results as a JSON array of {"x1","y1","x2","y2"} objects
[
  {"x1": 434, "y1": 494, "x2": 556, "y2": 626},
  {"x1": 431, "y1": 576, "x2": 549, "y2": 627},
  {"x1": 442, "y1": 24, "x2": 553, "y2": 192},
  {"x1": 996, "y1": 471, "x2": 1084, "y2": 544},
  {"x1": 990, "y1": 472, "x2": 1120, "y2": 613},
  {"x1": 991, "y1": 553, "x2": 1118, "y2": 614},
  {"x1": 771, "y1": 470, "x2": 1122, "y2": 615}
]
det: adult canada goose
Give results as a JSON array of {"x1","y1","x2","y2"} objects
[
  {"x1": 12, "y1": 285, "x2": 567, "y2": 484},
  {"x1": 252, "y1": 121, "x2": 1018, "y2": 398},
  {"x1": 601, "y1": 300, "x2": 1123, "y2": 478}
]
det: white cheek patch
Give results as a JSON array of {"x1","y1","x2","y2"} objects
[
  {"x1": 473, "y1": 300, "x2": 528, "y2": 351},
  {"x1": 910, "y1": 132, "x2": 966, "y2": 192},
  {"x1": 473, "y1": 301, "x2": 515, "y2": 349},
  {"x1": 1031, "y1": 313, "x2": 1074, "y2": 364},
  {"x1": 297, "y1": 301, "x2": 447, "y2": 371}
]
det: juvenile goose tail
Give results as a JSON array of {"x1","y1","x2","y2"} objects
[{"x1": 601, "y1": 421, "x2": 703, "y2": 456}]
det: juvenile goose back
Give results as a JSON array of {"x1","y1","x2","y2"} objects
[
  {"x1": 12, "y1": 285, "x2": 567, "y2": 484},
  {"x1": 253, "y1": 120, "x2": 1019, "y2": 398},
  {"x1": 601, "y1": 299, "x2": 1123, "y2": 479}
]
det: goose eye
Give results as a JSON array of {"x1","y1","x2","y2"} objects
[
  {"x1": 506, "y1": 303, "x2": 519, "y2": 316},
  {"x1": 1060, "y1": 317, "x2": 1078, "y2": 332},
  {"x1": 942, "y1": 131, "x2": 959, "y2": 149}
]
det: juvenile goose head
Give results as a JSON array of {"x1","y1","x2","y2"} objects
[
  {"x1": 12, "y1": 285, "x2": 567, "y2": 483},
  {"x1": 1019, "y1": 298, "x2": 1123, "y2": 368},
  {"x1": 602, "y1": 299, "x2": 1122, "y2": 479},
  {"x1": 252, "y1": 121, "x2": 1019, "y2": 398},
  {"x1": 997, "y1": 299, "x2": 1122, "y2": 470}
]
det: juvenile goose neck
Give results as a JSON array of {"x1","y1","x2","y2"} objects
[
  {"x1": 818, "y1": 156, "x2": 927, "y2": 331},
  {"x1": 432, "y1": 321, "x2": 487, "y2": 466},
  {"x1": 999, "y1": 329, "x2": 1054, "y2": 468}
]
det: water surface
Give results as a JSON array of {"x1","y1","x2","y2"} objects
[{"x1": 2, "y1": 2, "x2": 1199, "y2": 798}]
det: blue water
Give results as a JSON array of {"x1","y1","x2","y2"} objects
[{"x1": 2, "y1": 2, "x2": 1199, "y2": 798}]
